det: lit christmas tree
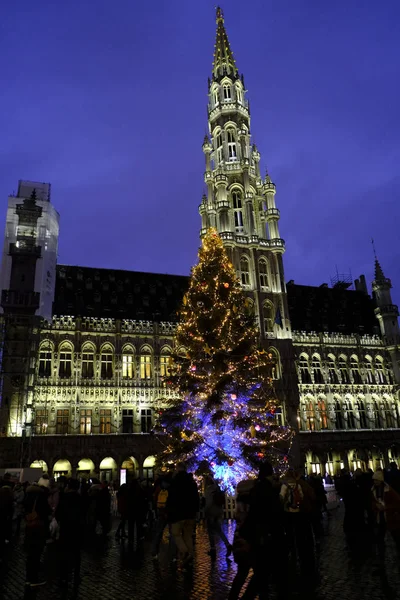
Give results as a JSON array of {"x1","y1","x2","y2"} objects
[{"x1": 157, "y1": 229, "x2": 293, "y2": 493}]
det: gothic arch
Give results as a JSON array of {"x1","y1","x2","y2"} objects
[
  {"x1": 100, "y1": 342, "x2": 115, "y2": 353},
  {"x1": 139, "y1": 344, "x2": 153, "y2": 355},
  {"x1": 268, "y1": 346, "x2": 281, "y2": 379},
  {"x1": 81, "y1": 341, "x2": 96, "y2": 352},
  {"x1": 39, "y1": 340, "x2": 54, "y2": 351},
  {"x1": 121, "y1": 343, "x2": 135, "y2": 354},
  {"x1": 58, "y1": 340, "x2": 74, "y2": 352}
]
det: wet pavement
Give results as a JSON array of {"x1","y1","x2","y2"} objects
[{"x1": 1, "y1": 504, "x2": 400, "y2": 600}]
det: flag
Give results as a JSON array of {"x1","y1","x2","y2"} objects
[{"x1": 274, "y1": 306, "x2": 283, "y2": 328}]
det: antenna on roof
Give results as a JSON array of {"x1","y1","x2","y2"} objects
[{"x1": 330, "y1": 265, "x2": 352, "y2": 290}]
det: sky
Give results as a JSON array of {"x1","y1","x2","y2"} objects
[{"x1": 1, "y1": 0, "x2": 399, "y2": 304}]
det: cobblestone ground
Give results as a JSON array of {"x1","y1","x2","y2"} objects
[{"x1": 1, "y1": 504, "x2": 400, "y2": 600}]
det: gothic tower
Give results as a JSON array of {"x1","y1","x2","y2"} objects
[
  {"x1": 200, "y1": 7, "x2": 290, "y2": 342},
  {"x1": 200, "y1": 8, "x2": 300, "y2": 452},
  {"x1": 372, "y1": 258, "x2": 400, "y2": 383}
]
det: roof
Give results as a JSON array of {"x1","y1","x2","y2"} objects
[{"x1": 53, "y1": 265, "x2": 379, "y2": 335}]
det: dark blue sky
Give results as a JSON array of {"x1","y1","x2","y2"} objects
[{"x1": 1, "y1": 0, "x2": 399, "y2": 303}]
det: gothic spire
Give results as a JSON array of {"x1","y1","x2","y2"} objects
[
  {"x1": 212, "y1": 7, "x2": 239, "y2": 81},
  {"x1": 374, "y1": 259, "x2": 387, "y2": 285}
]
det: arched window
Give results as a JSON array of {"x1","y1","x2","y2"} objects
[
  {"x1": 232, "y1": 190, "x2": 244, "y2": 232},
  {"x1": 269, "y1": 348, "x2": 280, "y2": 380},
  {"x1": 365, "y1": 357, "x2": 374, "y2": 383},
  {"x1": 356, "y1": 398, "x2": 368, "y2": 428},
  {"x1": 299, "y1": 354, "x2": 311, "y2": 384},
  {"x1": 311, "y1": 354, "x2": 324, "y2": 384},
  {"x1": 81, "y1": 343, "x2": 95, "y2": 379},
  {"x1": 38, "y1": 342, "x2": 53, "y2": 377},
  {"x1": 385, "y1": 399, "x2": 397, "y2": 428},
  {"x1": 101, "y1": 344, "x2": 114, "y2": 379},
  {"x1": 213, "y1": 88, "x2": 219, "y2": 106},
  {"x1": 305, "y1": 398, "x2": 316, "y2": 431},
  {"x1": 140, "y1": 347, "x2": 152, "y2": 379},
  {"x1": 375, "y1": 357, "x2": 386, "y2": 384},
  {"x1": 240, "y1": 256, "x2": 250, "y2": 287},
  {"x1": 328, "y1": 355, "x2": 338, "y2": 384},
  {"x1": 122, "y1": 345, "x2": 134, "y2": 379},
  {"x1": 317, "y1": 397, "x2": 328, "y2": 429},
  {"x1": 226, "y1": 129, "x2": 237, "y2": 160},
  {"x1": 214, "y1": 129, "x2": 223, "y2": 165},
  {"x1": 59, "y1": 343, "x2": 73, "y2": 379},
  {"x1": 339, "y1": 356, "x2": 350, "y2": 384},
  {"x1": 160, "y1": 347, "x2": 172, "y2": 379},
  {"x1": 351, "y1": 356, "x2": 362, "y2": 384},
  {"x1": 235, "y1": 85, "x2": 242, "y2": 103},
  {"x1": 373, "y1": 398, "x2": 382, "y2": 428},
  {"x1": 263, "y1": 302, "x2": 274, "y2": 335},
  {"x1": 345, "y1": 397, "x2": 356, "y2": 429},
  {"x1": 258, "y1": 258, "x2": 269, "y2": 290},
  {"x1": 334, "y1": 398, "x2": 344, "y2": 429},
  {"x1": 223, "y1": 84, "x2": 231, "y2": 101}
]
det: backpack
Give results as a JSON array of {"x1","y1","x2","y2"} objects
[
  {"x1": 25, "y1": 498, "x2": 42, "y2": 530},
  {"x1": 157, "y1": 489, "x2": 169, "y2": 510},
  {"x1": 287, "y1": 483, "x2": 303, "y2": 510}
]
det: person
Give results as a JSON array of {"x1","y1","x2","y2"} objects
[
  {"x1": 55, "y1": 478, "x2": 84, "y2": 588},
  {"x1": 204, "y1": 475, "x2": 232, "y2": 560},
  {"x1": 126, "y1": 478, "x2": 147, "y2": 548},
  {"x1": 115, "y1": 483, "x2": 128, "y2": 539},
  {"x1": 0, "y1": 474, "x2": 14, "y2": 557},
  {"x1": 13, "y1": 482, "x2": 25, "y2": 535},
  {"x1": 24, "y1": 480, "x2": 51, "y2": 587},
  {"x1": 229, "y1": 462, "x2": 286, "y2": 600},
  {"x1": 386, "y1": 462, "x2": 400, "y2": 494},
  {"x1": 151, "y1": 473, "x2": 175, "y2": 559},
  {"x1": 87, "y1": 478, "x2": 111, "y2": 535},
  {"x1": 370, "y1": 468, "x2": 400, "y2": 558},
  {"x1": 167, "y1": 463, "x2": 199, "y2": 567},
  {"x1": 337, "y1": 468, "x2": 365, "y2": 536}
]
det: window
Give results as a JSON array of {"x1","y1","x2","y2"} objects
[
  {"x1": 215, "y1": 131, "x2": 222, "y2": 149},
  {"x1": 141, "y1": 409, "x2": 153, "y2": 433},
  {"x1": 38, "y1": 349, "x2": 52, "y2": 377},
  {"x1": 317, "y1": 399, "x2": 328, "y2": 429},
  {"x1": 312, "y1": 355, "x2": 324, "y2": 384},
  {"x1": 299, "y1": 355, "x2": 311, "y2": 384},
  {"x1": 100, "y1": 409, "x2": 112, "y2": 434},
  {"x1": 345, "y1": 399, "x2": 356, "y2": 429},
  {"x1": 305, "y1": 399, "x2": 316, "y2": 431},
  {"x1": 374, "y1": 400, "x2": 382, "y2": 428},
  {"x1": 236, "y1": 86, "x2": 242, "y2": 103},
  {"x1": 82, "y1": 351, "x2": 94, "y2": 378},
  {"x1": 356, "y1": 399, "x2": 368, "y2": 428},
  {"x1": 263, "y1": 302, "x2": 274, "y2": 335},
  {"x1": 328, "y1": 357, "x2": 338, "y2": 384},
  {"x1": 223, "y1": 85, "x2": 231, "y2": 100},
  {"x1": 122, "y1": 354, "x2": 134, "y2": 379},
  {"x1": 259, "y1": 259, "x2": 269, "y2": 289},
  {"x1": 122, "y1": 409, "x2": 134, "y2": 434},
  {"x1": 339, "y1": 357, "x2": 350, "y2": 384},
  {"x1": 375, "y1": 358, "x2": 386, "y2": 383},
  {"x1": 59, "y1": 347, "x2": 72, "y2": 379},
  {"x1": 56, "y1": 409, "x2": 69, "y2": 434},
  {"x1": 160, "y1": 354, "x2": 171, "y2": 377},
  {"x1": 240, "y1": 257, "x2": 250, "y2": 286},
  {"x1": 385, "y1": 401, "x2": 396, "y2": 428},
  {"x1": 232, "y1": 191, "x2": 244, "y2": 232},
  {"x1": 34, "y1": 409, "x2": 48, "y2": 434},
  {"x1": 365, "y1": 358, "x2": 374, "y2": 384},
  {"x1": 101, "y1": 348, "x2": 113, "y2": 379},
  {"x1": 80, "y1": 409, "x2": 92, "y2": 435},
  {"x1": 227, "y1": 129, "x2": 237, "y2": 160},
  {"x1": 140, "y1": 351, "x2": 152, "y2": 379},
  {"x1": 334, "y1": 400, "x2": 344, "y2": 429},
  {"x1": 213, "y1": 90, "x2": 219, "y2": 106},
  {"x1": 351, "y1": 357, "x2": 362, "y2": 384}
]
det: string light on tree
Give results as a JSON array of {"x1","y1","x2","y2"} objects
[{"x1": 155, "y1": 229, "x2": 293, "y2": 494}]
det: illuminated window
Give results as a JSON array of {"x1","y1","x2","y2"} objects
[
  {"x1": 59, "y1": 347, "x2": 72, "y2": 379},
  {"x1": 223, "y1": 85, "x2": 231, "y2": 100},
  {"x1": 318, "y1": 399, "x2": 328, "y2": 429},
  {"x1": 38, "y1": 348, "x2": 52, "y2": 377},
  {"x1": 160, "y1": 355, "x2": 171, "y2": 377},
  {"x1": 140, "y1": 351, "x2": 152, "y2": 379},
  {"x1": 141, "y1": 409, "x2": 153, "y2": 433},
  {"x1": 80, "y1": 409, "x2": 92, "y2": 435},
  {"x1": 82, "y1": 351, "x2": 94, "y2": 378},
  {"x1": 122, "y1": 354, "x2": 134, "y2": 379},
  {"x1": 100, "y1": 409, "x2": 111, "y2": 434},
  {"x1": 305, "y1": 399, "x2": 316, "y2": 431},
  {"x1": 240, "y1": 256, "x2": 250, "y2": 286},
  {"x1": 259, "y1": 259, "x2": 269, "y2": 289},
  {"x1": 34, "y1": 409, "x2": 48, "y2": 435},
  {"x1": 263, "y1": 302, "x2": 274, "y2": 334},
  {"x1": 101, "y1": 349, "x2": 113, "y2": 379},
  {"x1": 56, "y1": 409, "x2": 69, "y2": 434}
]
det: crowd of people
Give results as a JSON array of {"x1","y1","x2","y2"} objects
[{"x1": 0, "y1": 460, "x2": 400, "y2": 597}]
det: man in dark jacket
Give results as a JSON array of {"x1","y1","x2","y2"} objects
[
  {"x1": 167, "y1": 463, "x2": 199, "y2": 564},
  {"x1": 55, "y1": 478, "x2": 84, "y2": 587},
  {"x1": 24, "y1": 481, "x2": 51, "y2": 587}
]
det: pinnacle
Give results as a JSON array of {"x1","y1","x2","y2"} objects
[
  {"x1": 374, "y1": 258, "x2": 387, "y2": 285},
  {"x1": 212, "y1": 8, "x2": 239, "y2": 81}
]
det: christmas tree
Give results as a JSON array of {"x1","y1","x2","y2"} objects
[{"x1": 157, "y1": 229, "x2": 293, "y2": 493}]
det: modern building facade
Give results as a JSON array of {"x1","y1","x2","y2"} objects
[{"x1": 0, "y1": 9, "x2": 399, "y2": 481}]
